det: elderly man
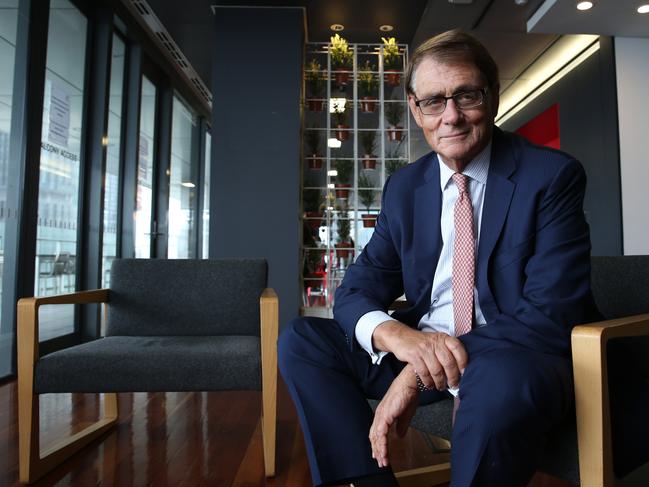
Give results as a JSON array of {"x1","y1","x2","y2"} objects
[{"x1": 279, "y1": 30, "x2": 599, "y2": 487}]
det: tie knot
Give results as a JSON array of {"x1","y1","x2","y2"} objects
[{"x1": 452, "y1": 173, "x2": 469, "y2": 194}]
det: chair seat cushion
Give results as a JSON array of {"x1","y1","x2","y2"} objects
[{"x1": 35, "y1": 336, "x2": 261, "y2": 393}]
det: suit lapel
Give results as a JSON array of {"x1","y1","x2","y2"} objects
[
  {"x1": 476, "y1": 129, "x2": 516, "y2": 316},
  {"x1": 413, "y1": 156, "x2": 443, "y2": 309}
]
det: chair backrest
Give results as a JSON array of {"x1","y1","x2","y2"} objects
[
  {"x1": 590, "y1": 255, "x2": 649, "y2": 320},
  {"x1": 106, "y1": 258, "x2": 267, "y2": 337}
]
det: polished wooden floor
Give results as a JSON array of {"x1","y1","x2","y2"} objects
[{"x1": 0, "y1": 377, "x2": 575, "y2": 487}]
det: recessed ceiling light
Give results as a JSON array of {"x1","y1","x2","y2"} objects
[
  {"x1": 576, "y1": 1, "x2": 593, "y2": 10},
  {"x1": 330, "y1": 24, "x2": 344, "y2": 31},
  {"x1": 379, "y1": 25, "x2": 393, "y2": 32},
  {"x1": 638, "y1": 4, "x2": 649, "y2": 13}
]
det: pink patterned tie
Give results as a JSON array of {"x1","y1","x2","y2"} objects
[
  {"x1": 451, "y1": 173, "x2": 475, "y2": 337},
  {"x1": 451, "y1": 173, "x2": 474, "y2": 425}
]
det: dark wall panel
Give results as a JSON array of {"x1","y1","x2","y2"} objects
[
  {"x1": 210, "y1": 7, "x2": 303, "y2": 326},
  {"x1": 501, "y1": 38, "x2": 622, "y2": 256}
]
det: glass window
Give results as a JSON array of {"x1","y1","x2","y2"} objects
[
  {"x1": 34, "y1": 0, "x2": 88, "y2": 340},
  {"x1": 134, "y1": 76, "x2": 156, "y2": 258},
  {"x1": 168, "y1": 95, "x2": 198, "y2": 259},
  {"x1": 0, "y1": 0, "x2": 19, "y2": 376},
  {"x1": 202, "y1": 131, "x2": 211, "y2": 258},
  {"x1": 102, "y1": 34, "x2": 125, "y2": 287}
]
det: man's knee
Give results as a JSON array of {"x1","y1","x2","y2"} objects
[
  {"x1": 278, "y1": 317, "x2": 310, "y2": 374},
  {"x1": 278, "y1": 317, "x2": 341, "y2": 375},
  {"x1": 459, "y1": 348, "x2": 570, "y2": 431}
]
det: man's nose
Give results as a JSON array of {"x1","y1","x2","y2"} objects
[{"x1": 442, "y1": 98, "x2": 463, "y2": 124}]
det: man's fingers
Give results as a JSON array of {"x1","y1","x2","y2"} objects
[
  {"x1": 445, "y1": 336, "x2": 469, "y2": 374},
  {"x1": 434, "y1": 342, "x2": 461, "y2": 388},
  {"x1": 370, "y1": 412, "x2": 392, "y2": 467},
  {"x1": 421, "y1": 351, "x2": 446, "y2": 390}
]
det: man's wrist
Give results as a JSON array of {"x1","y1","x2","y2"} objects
[{"x1": 372, "y1": 320, "x2": 405, "y2": 353}]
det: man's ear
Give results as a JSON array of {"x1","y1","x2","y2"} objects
[{"x1": 408, "y1": 95, "x2": 424, "y2": 128}]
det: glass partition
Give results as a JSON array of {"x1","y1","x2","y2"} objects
[
  {"x1": 34, "y1": 0, "x2": 88, "y2": 340},
  {"x1": 102, "y1": 34, "x2": 125, "y2": 287},
  {"x1": 134, "y1": 76, "x2": 156, "y2": 258},
  {"x1": 168, "y1": 95, "x2": 198, "y2": 259},
  {"x1": 202, "y1": 131, "x2": 211, "y2": 258},
  {"x1": 0, "y1": 0, "x2": 19, "y2": 376}
]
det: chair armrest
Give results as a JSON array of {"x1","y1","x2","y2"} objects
[
  {"x1": 17, "y1": 289, "x2": 110, "y2": 367},
  {"x1": 260, "y1": 287, "x2": 279, "y2": 349},
  {"x1": 571, "y1": 313, "x2": 649, "y2": 487},
  {"x1": 260, "y1": 287, "x2": 278, "y2": 469}
]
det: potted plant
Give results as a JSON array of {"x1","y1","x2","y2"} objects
[
  {"x1": 358, "y1": 60, "x2": 378, "y2": 113},
  {"x1": 303, "y1": 178, "x2": 323, "y2": 231},
  {"x1": 305, "y1": 59, "x2": 326, "y2": 111},
  {"x1": 334, "y1": 159, "x2": 353, "y2": 199},
  {"x1": 305, "y1": 128, "x2": 323, "y2": 170},
  {"x1": 360, "y1": 131, "x2": 377, "y2": 170},
  {"x1": 385, "y1": 102, "x2": 404, "y2": 142},
  {"x1": 335, "y1": 204, "x2": 353, "y2": 260},
  {"x1": 332, "y1": 105, "x2": 350, "y2": 141},
  {"x1": 358, "y1": 172, "x2": 377, "y2": 227},
  {"x1": 386, "y1": 158, "x2": 407, "y2": 177},
  {"x1": 330, "y1": 34, "x2": 353, "y2": 86},
  {"x1": 382, "y1": 37, "x2": 401, "y2": 87},
  {"x1": 303, "y1": 248, "x2": 325, "y2": 289}
]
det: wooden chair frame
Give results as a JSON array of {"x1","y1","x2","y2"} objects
[
  {"x1": 17, "y1": 287, "x2": 279, "y2": 483},
  {"x1": 394, "y1": 313, "x2": 649, "y2": 487}
]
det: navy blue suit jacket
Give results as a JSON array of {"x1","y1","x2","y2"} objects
[{"x1": 334, "y1": 128, "x2": 600, "y2": 358}]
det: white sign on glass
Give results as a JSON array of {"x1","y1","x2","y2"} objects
[{"x1": 48, "y1": 80, "x2": 71, "y2": 148}]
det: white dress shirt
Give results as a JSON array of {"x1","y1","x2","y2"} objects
[{"x1": 354, "y1": 142, "x2": 492, "y2": 369}]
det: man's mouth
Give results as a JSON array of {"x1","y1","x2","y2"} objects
[{"x1": 441, "y1": 132, "x2": 469, "y2": 140}]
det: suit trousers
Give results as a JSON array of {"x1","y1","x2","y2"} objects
[{"x1": 278, "y1": 316, "x2": 573, "y2": 487}]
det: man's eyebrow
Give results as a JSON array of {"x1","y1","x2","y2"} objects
[{"x1": 418, "y1": 84, "x2": 482, "y2": 99}]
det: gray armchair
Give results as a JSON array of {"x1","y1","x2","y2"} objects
[
  {"x1": 387, "y1": 255, "x2": 649, "y2": 487},
  {"x1": 17, "y1": 258, "x2": 278, "y2": 483}
]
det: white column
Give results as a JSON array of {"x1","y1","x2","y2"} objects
[{"x1": 615, "y1": 37, "x2": 649, "y2": 255}]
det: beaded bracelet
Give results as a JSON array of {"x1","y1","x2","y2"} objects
[{"x1": 415, "y1": 372, "x2": 430, "y2": 392}]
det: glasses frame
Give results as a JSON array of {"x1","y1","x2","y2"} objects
[{"x1": 414, "y1": 88, "x2": 488, "y2": 116}]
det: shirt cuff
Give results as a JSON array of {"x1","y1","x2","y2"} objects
[{"x1": 355, "y1": 310, "x2": 394, "y2": 365}]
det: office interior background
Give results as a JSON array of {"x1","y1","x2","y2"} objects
[{"x1": 1, "y1": 0, "x2": 648, "y2": 485}]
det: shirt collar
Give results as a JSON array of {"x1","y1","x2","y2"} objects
[{"x1": 437, "y1": 140, "x2": 492, "y2": 191}]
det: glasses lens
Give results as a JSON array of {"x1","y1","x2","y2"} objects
[
  {"x1": 454, "y1": 90, "x2": 483, "y2": 109},
  {"x1": 419, "y1": 97, "x2": 446, "y2": 115}
]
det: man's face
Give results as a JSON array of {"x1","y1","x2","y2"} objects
[{"x1": 408, "y1": 57, "x2": 499, "y2": 172}]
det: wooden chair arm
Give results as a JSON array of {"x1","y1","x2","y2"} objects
[
  {"x1": 571, "y1": 313, "x2": 649, "y2": 487},
  {"x1": 259, "y1": 287, "x2": 278, "y2": 476},
  {"x1": 17, "y1": 289, "x2": 110, "y2": 369},
  {"x1": 260, "y1": 287, "x2": 279, "y2": 364},
  {"x1": 18, "y1": 289, "x2": 110, "y2": 308}
]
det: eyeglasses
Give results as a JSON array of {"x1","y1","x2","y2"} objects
[{"x1": 414, "y1": 88, "x2": 487, "y2": 116}]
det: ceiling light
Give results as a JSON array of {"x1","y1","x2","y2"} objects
[
  {"x1": 181, "y1": 182, "x2": 196, "y2": 188},
  {"x1": 638, "y1": 4, "x2": 649, "y2": 13},
  {"x1": 379, "y1": 25, "x2": 393, "y2": 32},
  {"x1": 330, "y1": 24, "x2": 344, "y2": 31},
  {"x1": 328, "y1": 170, "x2": 338, "y2": 176},
  {"x1": 576, "y1": 1, "x2": 593, "y2": 10}
]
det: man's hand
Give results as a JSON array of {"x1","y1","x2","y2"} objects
[
  {"x1": 373, "y1": 320, "x2": 468, "y2": 390},
  {"x1": 369, "y1": 365, "x2": 419, "y2": 468}
]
